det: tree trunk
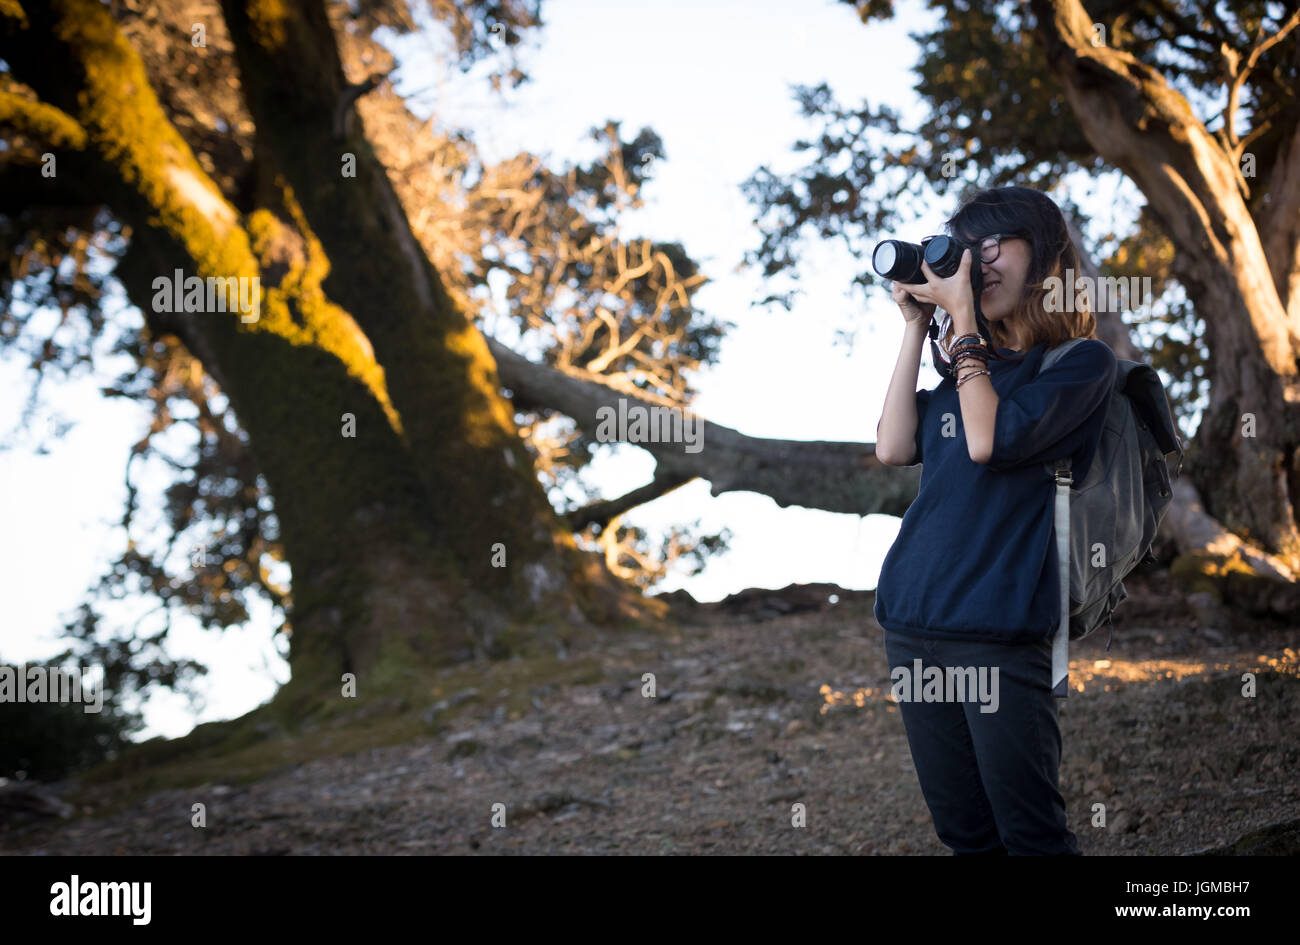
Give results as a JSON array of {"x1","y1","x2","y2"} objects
[
  {"x1": 1028, "y1": 0, "x2": 1300, "y2": 574},
  {"x1": 217, "y1": 0, "x2": 582, "y2": 592},
  {"x1": 2, "y1": 0, "x2": 651, "y2": 725}
]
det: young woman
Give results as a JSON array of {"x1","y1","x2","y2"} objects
[{"x1": 873, "y1": 186, "x2": 1117, "y2": 855}]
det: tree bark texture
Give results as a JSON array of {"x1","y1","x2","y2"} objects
[
  {"x1": 2, "y1": 0, "x2": 647, "y2": 713},
  {"x1": 1029, "y1": 0, "x2": 1300, "y2": 572}
]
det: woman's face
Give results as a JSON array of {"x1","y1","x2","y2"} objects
[{"x1": 976, "y1": 235, "x2": 1031, "y2": 323}]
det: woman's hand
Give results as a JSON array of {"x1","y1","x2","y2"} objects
[
  {"x1": 904, "y1": 248, "x2": 975, "y2": 322},
  {"x1": 891, "y1": 281, "x2": 936, "y2": 324}
]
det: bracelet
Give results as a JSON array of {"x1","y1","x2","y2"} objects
[
  {"x1": 953, "y1": 346, "x2": 989, "y2": 363},
  {"x1": 955, "y1": 368, "x2": 990, "y2": 389},
  {"x1": 946, "y1": 332, "x2": 986, "y2": 363},
  {"x1": 954, "y1": 359, "x2": 988, "y2": 376},
  {"x1": 952, "y1": 349, "x2": 989, "y2": 372},
  {"x1": 947, "y1": 332, "x2": 983, "y2": 353}
]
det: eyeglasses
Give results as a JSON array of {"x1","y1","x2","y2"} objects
[
  {"x1": 921, "y1": 232, "x2": 1023, "y2": 265},
  {"x1": 974, "y1": 233, "x2": 1022, "y2": 264}
]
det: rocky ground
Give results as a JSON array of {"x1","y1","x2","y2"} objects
[{"x1": 2, "y1": 573, "x2": 1297, "y2": 855}]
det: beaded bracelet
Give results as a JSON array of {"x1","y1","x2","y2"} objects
[
  {"x1": 953, "y1": 361, "x2": 987, "y2": 386},
  {"x1": 953, "y1": 349, "x2": 989, "y2": 371},
  {"x1": 955, "y1": 368, "x2": 990, "y2": 388},
  {"x1": 954, "y1": 345, "x2": 990, "y2": 379}
]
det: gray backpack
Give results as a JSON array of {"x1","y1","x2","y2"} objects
[{"x1": 1041, "y1": 338, "x2": 1185, "y2": 696}]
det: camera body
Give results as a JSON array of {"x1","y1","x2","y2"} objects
[{"x1": 872, "y1": 234, "x2": 983, "y2": 296}]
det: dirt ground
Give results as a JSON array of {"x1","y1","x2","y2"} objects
[{"x1": 2, "y1": 572, "x2": 1297, "y2": 855}]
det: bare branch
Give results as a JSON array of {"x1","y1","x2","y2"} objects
[
  {"x1": 568, "y1": 471, "x2": 696, "y2": 531},
  {"x1": 333, "y1": 69, "x2": 391, "y2": 139},
  {"x1": 486, "y1": 335, "x2": 922, "y2": 518},
  {"x1": 1221, "y1": 7, "x2": 1300, "y2": 154}
]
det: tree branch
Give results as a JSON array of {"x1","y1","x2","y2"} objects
[
  {"x1": 567, "y1": 471, "x2": 696, "y2": 532},
  {"x1": 491, "y1": 330, "x2": 1298, "y2": 604},
  {"x1": 333, "y1": 69, "x2": 390, "y2": 139},
  {"x1": 1223, "y1": 7, "x2": 1300, "y2": 155},
  {"x1": 0, "y1": 85, "x2": 87, "y2": 149},
  {"x1": 488, "y1": 335, "x2": 925, "y2": 519}
]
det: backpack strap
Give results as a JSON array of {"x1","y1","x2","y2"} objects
[
  {"x1": 1038, "y1": 338, "x2": 1090, "y2": 483},
  {"x1": 1040, "y1": 340, "x2": 1088, "y2": 699},
  {"x1": 1051, "y1": 458, "x2": 1072, "y2": 698},
  {"x1": 1040, "y1": 336, "x2": 1088, "y2": 373}
]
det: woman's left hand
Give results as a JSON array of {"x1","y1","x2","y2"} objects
[{"x1": 904, "y1": 248, "x2": 975, "y2": 322}]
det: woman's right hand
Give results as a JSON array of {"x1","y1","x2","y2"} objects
[{"x1": 891, "y1": 282, "x2": 936, "y2": 324}]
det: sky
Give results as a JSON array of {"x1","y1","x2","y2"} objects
[{"x1": 0, "y1": 0, "x2": 1148, "y2": 740}]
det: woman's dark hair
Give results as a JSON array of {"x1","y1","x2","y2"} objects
[{"x1": 938, "y1": 186, "x2": 1096, "y2": 357}]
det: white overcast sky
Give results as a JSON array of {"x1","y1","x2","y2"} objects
[{"x1": 0, "y1": 0, "x2": 1149, "y2": 739}]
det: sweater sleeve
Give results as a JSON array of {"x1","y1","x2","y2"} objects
[{"x1": 985, "y1": 340, "x2": 1117, "y2": 472}]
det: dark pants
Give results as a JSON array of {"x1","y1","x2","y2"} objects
[{"x1": 884, "y1": 628, "x2": 1082, "y2": 855}]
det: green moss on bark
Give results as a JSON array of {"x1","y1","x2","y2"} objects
[
  {"x1": 0, "y1": 86, "x2": 86, "y2": 147},
  {"x1": 9, "y1": 0, "x2": 654, "y2": 727}
]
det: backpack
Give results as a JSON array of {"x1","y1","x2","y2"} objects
[{"x1": 1041, "y1": 338, "x2": 1185, "y2": 697}]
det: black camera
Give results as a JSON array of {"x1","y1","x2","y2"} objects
[
  {"x1": 872, "y1": 234, "x2": 973, "y2": 285},
  {"x1": 872, "y1": 234, "x2": 1009, "y2": 370}
]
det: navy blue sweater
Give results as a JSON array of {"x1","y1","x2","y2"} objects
[{"x1": 873, "y1": 338, "x2": 1118, "y2": 645}]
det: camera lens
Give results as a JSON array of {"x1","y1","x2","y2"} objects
[
  {"x1": 873, "y1": 241, "x2": 898, "y2": 273},
  {"x1": 923, "y1": 235, "x2": 965, "y2": 277},
  {"x1": 872, "y1": 239, "x2": 925, "y2": 284}
]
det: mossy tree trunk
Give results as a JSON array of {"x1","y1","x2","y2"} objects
[
  {"x1": 1030, "y1": 0, "x2": 1300, "y2": 574},
  {"x1": 218, "y1": 0, "x2": 578, "y2": 581},
  {"x1": 1, "y1": 0, "x2": 648, "y2": 721}
]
